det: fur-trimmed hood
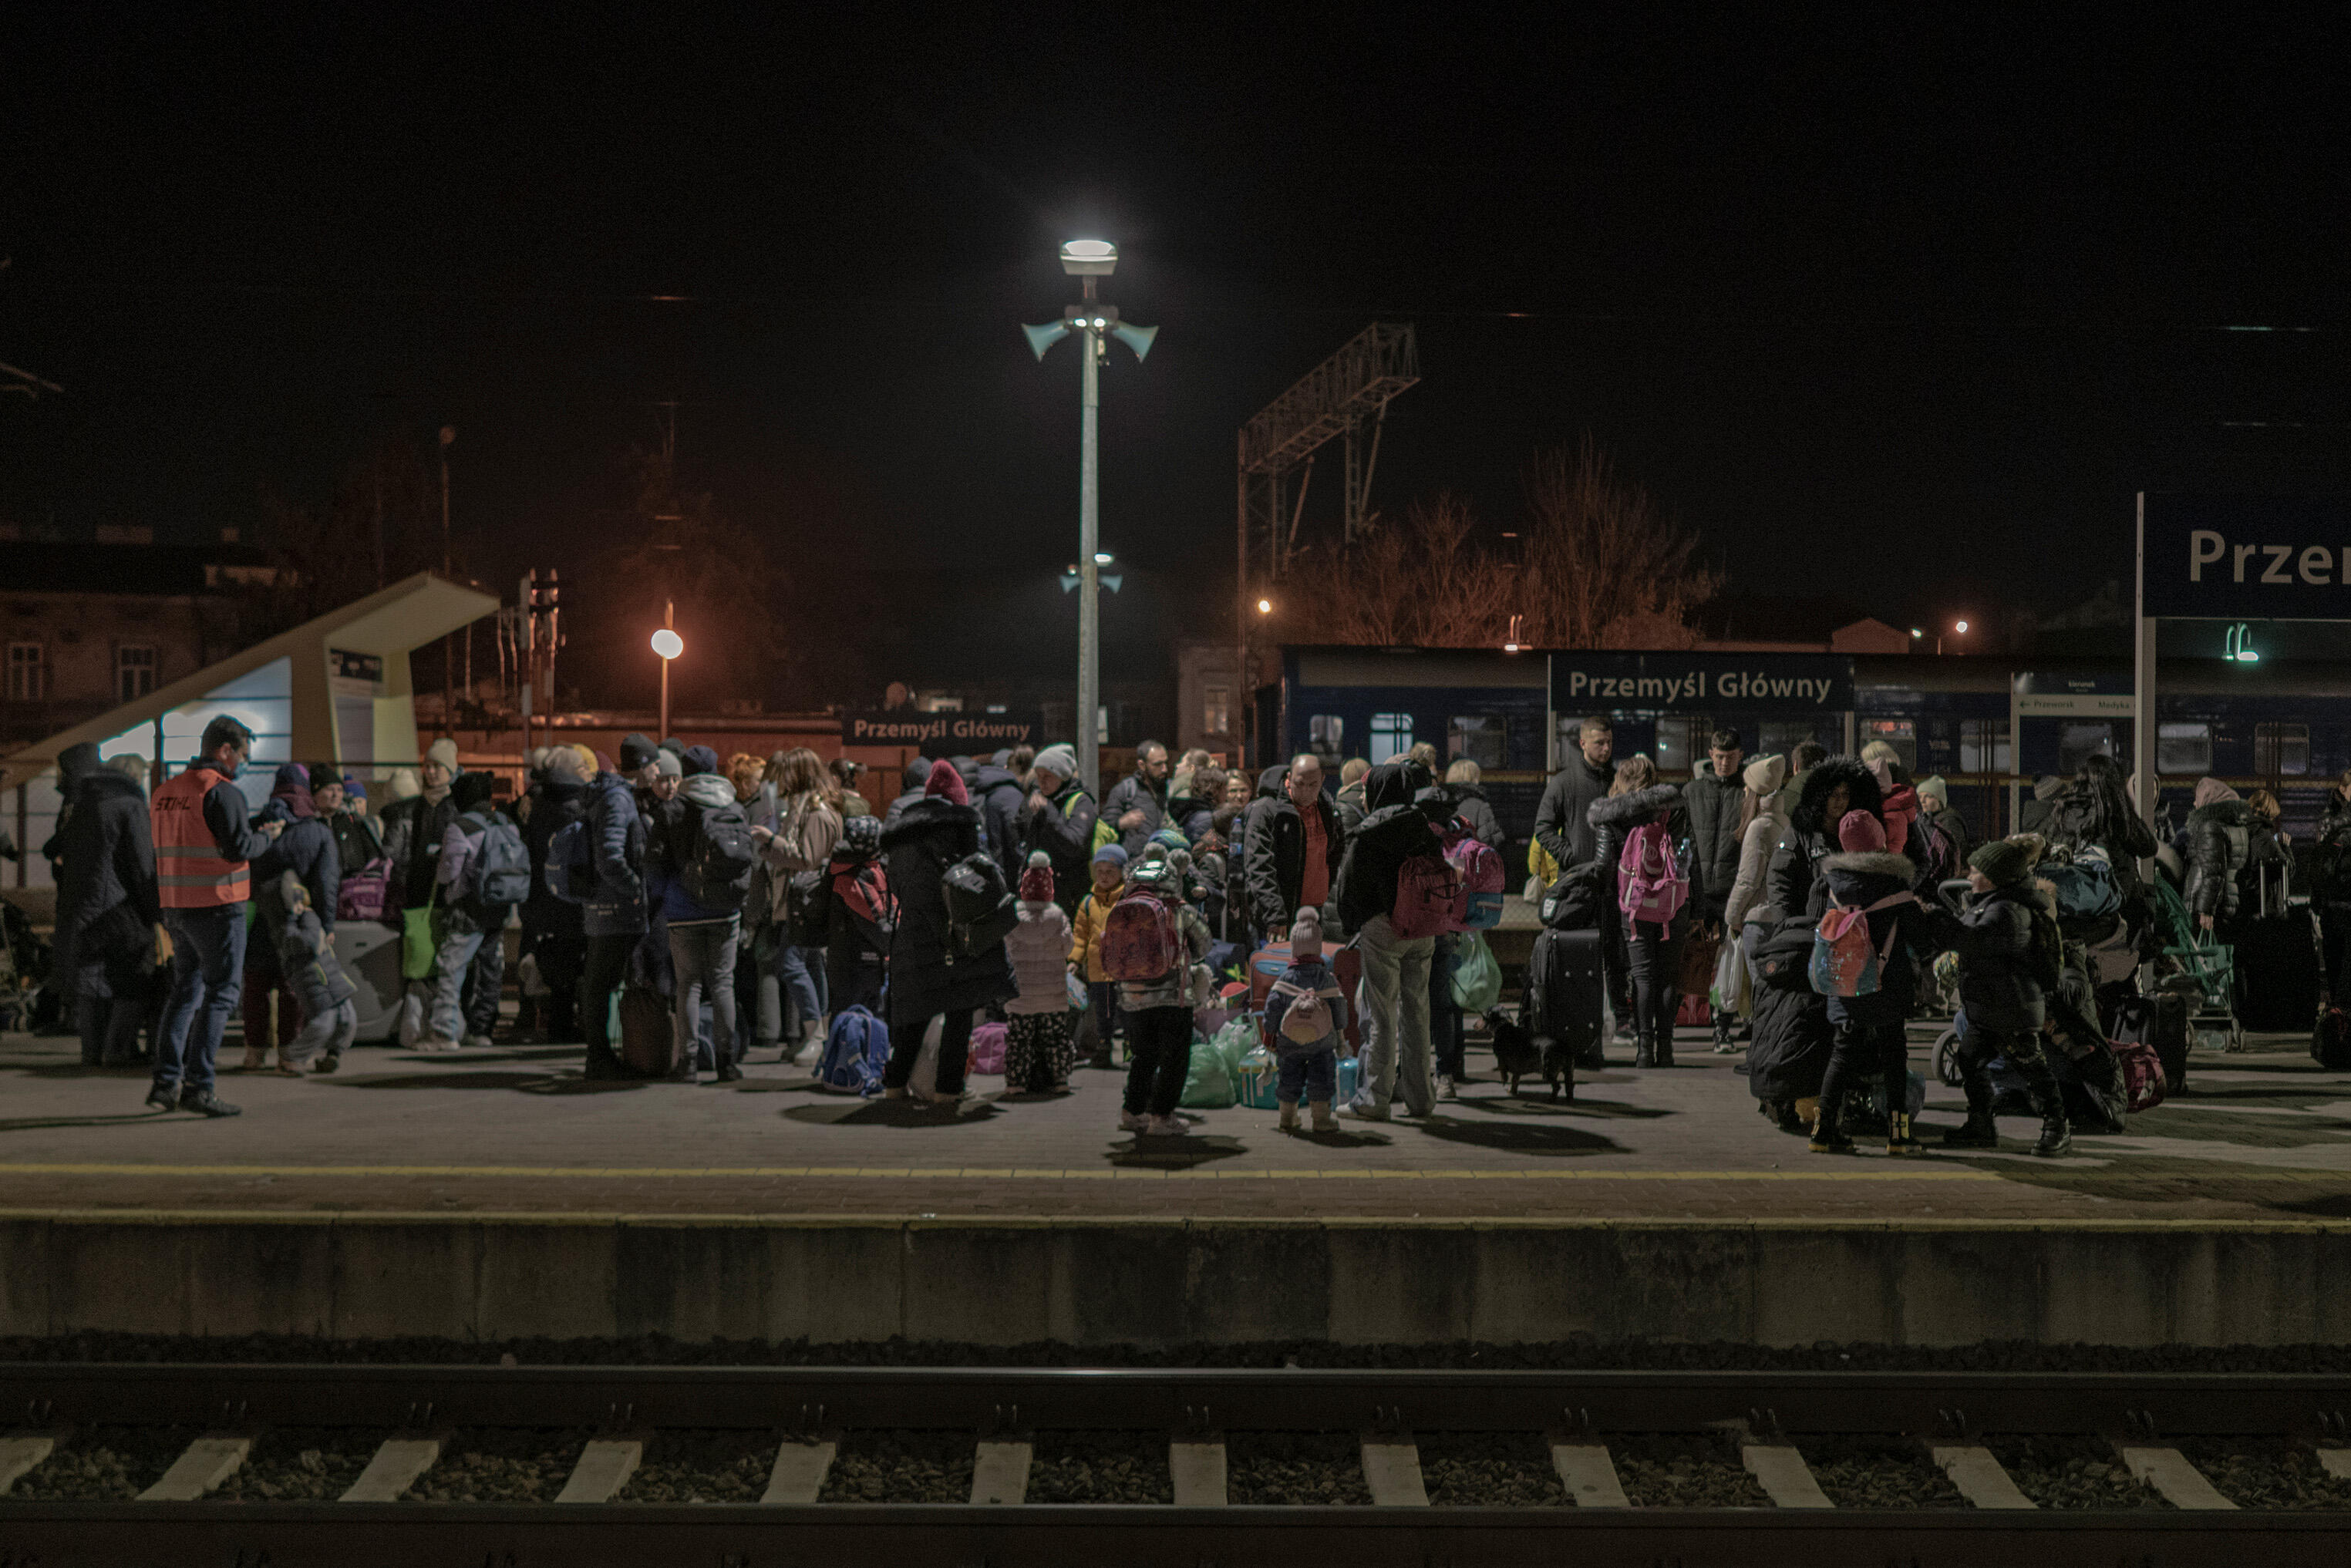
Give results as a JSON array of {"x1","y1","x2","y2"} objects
[
  {"x1": 1587, "y1": 782, "x2": 1682, "y2": 829},
  {"x1": 1821, "y1": 850, "x2": 1915, "y2": 880},
  {"x1": 1790, "y1": 757, "x2": 1884, "y2": 836}
]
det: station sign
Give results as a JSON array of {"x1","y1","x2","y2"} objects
[
  {"x1": 2142, "y1": 493, "x2": 2351, "y2": 620},
  {"x1": 840, "y1": 709, "x2": 1042, "y2": 755},
  {"x1": 1549, "y1": 652, "x2": 1854, "y2": 714},
  {"x1": 2014, "y1": 671, "x2": 2133, "y2": 717}
]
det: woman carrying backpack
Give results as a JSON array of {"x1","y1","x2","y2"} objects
[
  {"x1": 2042, "y1": 753, "x2": 2158, "y2": 940},
  {"x1": 752, "y1": 749, "x2": 843, "y2": 1059},
  {"x1": 821, "y1": 813, "x2": 894, "y2": 1017},
  {"x1": 1806, "y1": 809, "x2": 1925, "y2": 1156},
  {"x1": 419, "y1": 772, "x2": 523, "y2": 1052},
  {"x1": 1335, "y1": 758, "x2": 1447, "y2": 1121},
  {"x1": 1588, "y1": 755, "x2": 1703, "y2": 1069},
  {"x1": 877, "y1": 759, "x2": 1012, "y2": 1104}
]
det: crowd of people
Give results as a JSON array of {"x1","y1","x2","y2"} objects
[{"x1": 36, "y1": 706, "x2": 2351, "y2": 1145}]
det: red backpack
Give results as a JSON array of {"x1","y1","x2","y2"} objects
[
  {"x1": 829, "y1": 857, "x2": 896, "y2": 941},
  {"x1": 1391, "y1": 852, "x2": 1461, "y2": 939},
  {"x1": 1102, "y1": 887, "x2": 1183, "y2": 981}
]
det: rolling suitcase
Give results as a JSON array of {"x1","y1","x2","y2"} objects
[
  {"x1": 2232, "y1": 907, "x2": 2321, "y2": 1031},
  {"x1": 618, "y1": 983, "x2": 679, "y2": 1077},
  {"x1": 1524, "y1": 926, "x2": 1603, "y2": 1094}
]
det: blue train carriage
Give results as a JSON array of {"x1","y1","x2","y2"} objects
[{"x1": 1275, "y1": 646, "x2": 1550, "y2": 875}]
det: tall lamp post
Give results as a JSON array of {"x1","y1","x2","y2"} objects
[
  {"x1": 1026, "y1": 240, "x2": 1156, "y2": 799},
  {"x1": 651, "y1": 601, "x2": 682, "y2": 742}
]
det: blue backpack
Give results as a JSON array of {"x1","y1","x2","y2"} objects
[
  {"x1": 545, "y1": 817, "x2": 592, "y2": 905},
  {"x1": 817, "y1": 1005, "x2": 890, "y2": 1097},
  {"x1": 2042, "y1": 846, "x2": 2120, "y2": 928}
]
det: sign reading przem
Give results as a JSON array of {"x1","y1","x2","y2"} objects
[{"x1": 2143, "y1": 493, "x2": 2351, "y2": 621}]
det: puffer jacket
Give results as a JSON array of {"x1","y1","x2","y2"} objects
[
  {"x1": 2184, "y1": 797, "x2": 2258, "y2": 921},
  {"x1": 1681, "y1": 765, "x2": 1746, "y2": 922},
  {"x1": 1726, "y1": 806, "x2": 1788, "y2": 930},
  {"x1": 1919, "y1": 879, "x2": 2053, "y2": 1032},
  {"x1": 1766, "y1": 759, "x2": 1882, "y2": 923},
  {"x1": 1448, "y1": 783, "x2": 1505, "y2": 850},
  {"x1": 883, "y1": 795, "x2": 1013, "y2": 1021},
  {"x1": 1333, "y1": 760, "x2": 1443, "y2": 934},
  {"x1": 1817, "y1": 849, "x2": 1921, "y2": 1026},
  {"x1": 1534, "y1": 752, "x2": 1615, "y2": 871},
  {"x1": 251, "y1": 768, "x2": 341, "y2": 935},
  {"x1": 581, "y1": 772, "x2": 648, "y2": 937},
  {"x1": 971, "y1": 764, "x2": 1029, "y2": 883},
  {"x1": 52, "y1": 766, "x2": 159, "y2": 975},
  {"x1": 1005, "y1": 898, "x2": 1073, "y2": 1014},
  {"x1": 1588, "y1": 785, "x2": 1704, "y2": 930}
]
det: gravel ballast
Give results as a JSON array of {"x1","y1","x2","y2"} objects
[
  {"x1": 616, "y1": 1429, "x2": 780, "y2": 1503},
  {"x1": 1027, "y1": 1429, "x2": 1174, "y2": 1503},
  {"x1": 1226, "y1": 1431, "x2": 1373, "y2": 1505},
  {"x1": 2181, "y1": 1437, "x2": 2351, "y2": 1509},
  {"x1": 5, "y1": 1425, "x2": 195, "y2": 1500},
  {"x1": 818, "y1": 1429, "x2": 975, "y2": 1503},
  {"x1": 1797, "y1": 1434, "x2": 1965, "y2": 1509},
  {"x1": 1986, "y1": 1435, "x2": 2171, "y2": 1509},
  {"x1": 405, "y1": 1429, "x2": 588, "y2": 1503},
  {"x1": 1611, "y1": 1432, "x2": 1772, "y2": 1508},
  {"x1": 1420, "y1": 1431, "x2": 1567, "y2": 1506},
  {"x1": 208, "y1": 1428, "x2": 385, "y2": 1502}
]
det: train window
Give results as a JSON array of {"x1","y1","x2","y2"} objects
[
  {"x1": 2157, "y1": 722, "x2": 2212, "y2": 776},
  {"x1": 1309, "y1": 715, "x2": 1346, "y2": 764},
  {"x1": 1654, "y1": 717, "x2": 1705, "y2": 776},
  {"x1": 1959, "y1": 720, "x2": 2011, "y2": 776},
  {"x1": 2058, "y1": 723, "x2": 2115, "y2": 778},
  {"x1": 2256, "y1": 722, "x2": 2310, "y2": 777},
  {"x1": 1449, "y1": 715, "x2": 1506, "y2": 770},
  {"x1": 1862, "y1": 720, "x2": 1917, "y2": 772},
  {"x1": 1370, "y1": 712, "x2": 1413, "y2": 765},
  {"x1": 1761, "y1": 720, "x2": 1828, "y2": 760}
]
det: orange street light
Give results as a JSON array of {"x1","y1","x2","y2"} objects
[{"x1": 652, "y1": 601, "x2": 682, "y2": 738}]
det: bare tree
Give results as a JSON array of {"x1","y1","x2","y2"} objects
[{"x1": 1272, "y1": 439, "x2": 1716, "y2": 650}]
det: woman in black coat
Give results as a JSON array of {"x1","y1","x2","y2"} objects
[
  {"x1": 1766, "y1": 758, "x2": 1883, "y2": 922},
  {"x1": 1746, "y1": 757, "x2": 1880, "y2": 1125},
  {"x1": 1587, "y1": 757, "x2": 1705, "y2": 1069},
  {"x1": 52, "y1": 749, "x2": 160, "y2": 1067},
  {"x1": 879, "y1": 760, "x2": 1012, "y2": 1101}
]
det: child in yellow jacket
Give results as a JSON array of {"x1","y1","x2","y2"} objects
[{"x1": 1069, "y1": 843, "x2": 1128, "y2": 1065}]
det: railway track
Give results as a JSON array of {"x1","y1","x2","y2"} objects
[{"x1": 6, "y1": 1362, "x2": 2351, "y2": 1564}]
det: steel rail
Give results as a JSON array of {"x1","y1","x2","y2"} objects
[{"x1": 10, "y1": 1362, "x2": 2351, "y2": 1438}]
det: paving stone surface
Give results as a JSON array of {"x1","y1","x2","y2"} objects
[{"x1": 5, "y1": 1028, "x2": 2348, "y2": 1223}]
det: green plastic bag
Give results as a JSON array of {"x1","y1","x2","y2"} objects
[
  {"x1": 401, "y1": 905, "x2": 439, "y2": 981},
  {"x1": 1181, "y1": 1030, "x2": 1238, "y2": 1109},
  {"x1": 1450, "y1": 930, "x2": 1501, "y2": 1013}
]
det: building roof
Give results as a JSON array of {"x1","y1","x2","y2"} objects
[{"x1": 0, "y1": 542, "x2": 272, "y2": 597}]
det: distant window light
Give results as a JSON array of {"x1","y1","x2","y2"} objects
[
  {"x1": 1369, "y1": 712, "x2": 1413, "y2": 765},
  {"x1": 1203, "y1": 685, "x2": 1231, "y2": 738},
  {"x1": 1959, "y1": 719, "x2": 2012, "y2": 776},
  {"x1": 2256, "y1": 722, "x2": 2310, "y2": 778},
  {"x1": 1449, "y1": 715, "x2": 1505, "y2": 770},
  {"x1": 1864, "y1": 718, "x2": 1918, "y2": 774},
  {"x1": 1308, "y1": 715, "x2": 1346, "y2": 763},
  {"x1": 6, "y1": 642, "x2": 45, "y2": 703}
]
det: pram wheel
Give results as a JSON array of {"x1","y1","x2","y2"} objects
[{"x1": 1933, "y1": 1026, "x2": 1965, "y2": 1087}]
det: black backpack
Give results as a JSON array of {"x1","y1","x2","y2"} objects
[
  {"x1": 941, "y1": 850, "x2": 1019, "y2": 960},
  {"x1": 682, "y1": 799, "x2": 760, "y2": 913}
]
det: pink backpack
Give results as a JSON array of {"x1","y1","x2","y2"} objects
[
  {"x1": 338, "y1": 856, "x2": 392, "y2": 923},
  {"x1": 2112, "y1": 1038, "x2": 2167, "y2": 1112},
  {"x1": 1441, "y1": 828, "x2": 1505, "y2": 931},
  {"x1": 1102, "y1": 888, "x2": 1182, "y2": 981},
  {"x1": 1269, "y1": 977, "x2": 1335, "y2": 1045},
  {"x1": 1391, "y1": 853, "x2": 1461, "y2": 939},
  {"x1": 1615, "y1": 821, "x2": 1688, "y2": 928},
  {"x1": 967, "y1": 1020, "x2": 1009, "y2": 1075},
  {"x1": 1807, "y1": 893, "x2": 1914, "y2": 998}
]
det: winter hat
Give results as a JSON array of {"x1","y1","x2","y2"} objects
[
  {"x1": 1836, "y1": 809, "x2": 1887, "y2": 855},
  {"x1": 619, "y1": 733, "x2": 659, "y2": 772},
  {"x1": 527, "y1": 745, "x2": 551, "y2": 774},
  {"x1": 1092, "y1": 843, "x2": 1129, "y2": 869},
  {"x1": 544, "y1": 747, "x2": 587, "y2": 783},
  {"x1": 1018, "y1": 850, "x2": 1056, "y2": 903},
  {"x1": 2193, "y1": 776, "x2": 2240, "y2": 809},
  {"x1": 652, "y1": 749, "x2": 682, "y2": 779},
  {"x1": 593, "y1": 751, "x2": 617, "y2": 775},
  {"x1": 1916, "y1": 774, "x2": 1949, "y2": 808},
  {"x1": 2033, "y1": 774, "x2": 2067, "y2": 802},
  {"x1": 682, "y1": 744, "x2": 721, "y2": 777},
  {"x1": 1032, "y1": 743, "x2": 1078, "y2": 783},
  {"x1": 453, "y1": 771, "x2": 497, "y2": 811},
  {"x1": 1970, "y1": 833, "x2": 2043, "y2": 887},
  {"x1": 307, "y1": 762, "x2": 342, "y2": 792},
  {"x1": 56, "y1": 742, "x2": 100, "y2": 786},
  {"x1": 341, "y1": 773, "x2": 365, "y2": 799},
  {"x1": 1741, "y1": 753, "x2": 1787, "y2": 797},
  {"x1": 923, "y1": 756, "x2": 969, "y2": 805},
  {"x1": 660, "y1": 737, "x2": 685, "y2": 758},
  {"x1": 425, "y1": 737, "x2": 460, "y2": 775},
  {"x1": 1290, "y1": 906, "x2": 1324, "y2": 962},
  {"x1": 271, "y1": 763, "x2": 317, "y2": 816},
  {"x1": 386, "y1": 767, "x2": 421, "y2": 801}
]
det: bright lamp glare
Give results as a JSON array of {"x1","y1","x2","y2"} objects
[
  {"x1": 1092, "y1": 317, "x2": 1106, "y2": 328},
  {"x1": 1955, "y1": 621, "x2": 1969, "y2": 634},
  {"x1": 1063, "y1": 240, "x2": 1115, "y2": 259},
  {"x1": 1256, "y1": 598, "x2": 1271, "y2": 614},
  {"x1": 650, "y1": 629, "x2": 684, "y2": 661},
  {"x1": 2236, "y1": 649, "x2": 2261, "y2": 663},
  {"x1": 1910, "y1": 628, "x2": 1923, "y2": 638},
  {"x1": 1093, "y1": 551, "x2": 1113, "y2": 565}
]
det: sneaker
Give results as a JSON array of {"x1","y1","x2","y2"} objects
[
  {"x1": 1437, "y1": 1075, "x2": 1458, "y2": 1101},
  {"x1": 715, "y1": 1063, "x2": 744, "y2": 1083},
  {"x1": 1713, "y1": 1037, "x2": 1743, "y2": 1055},
  {"x1": 1342, "y1": 1102, "x2": 1391, "y2": 1122},
  {"x1": 179, "y1": 1090, "x2": 242, "y2": 1118},
  {"x1": 312, "y1": 1055, "x2": 341, "y2": 1075},
  {"x1": 461, "y1": 1034, "x2": 494, "y2": 1051},
  {"x1": 145, "y1": 1085, "x2": 179, "y2": 1112},
  {"x1": 417, "y1": 1038, "x2": 462, "y2": 1054},
  {"x1": 1807, "y1": 1127, "x2": 1856, "y2": 1155},
  {"x1": 1118, "y1": 1108, "x2": 1150, "y2": 1132},
  {"x1": 1143, "y1": 1114, "x2": 1187, "y2": 1137}
]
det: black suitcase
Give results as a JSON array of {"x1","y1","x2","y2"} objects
[
  {"x1": 2232, "y1": 909, "x2": 2321, "y2": 1031},
  {"x1": 1524, "y1": 926, "x2": 1603, "y2": 1095}
]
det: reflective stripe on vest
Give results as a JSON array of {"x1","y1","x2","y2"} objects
[{"x1": 152, "y1": 766, "x2": 250, "y2": 908}]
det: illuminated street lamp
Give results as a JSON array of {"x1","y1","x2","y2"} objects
[
  {"x1": 651, "y1": 601, "x2": 682, "y2": 739},
  {"x1": 1026, "y1": 240, "x2": 1157, "y2": 797}
]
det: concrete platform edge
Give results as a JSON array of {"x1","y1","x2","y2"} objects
[{"x1": 8, "y1": 1213, "x2": 2351, "y2": 1348}]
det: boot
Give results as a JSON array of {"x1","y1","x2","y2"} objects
[
  {"x1": 1712, "y1": 1014, "x2": 1735, "y2": 1053},
  {"x1": 1654, "y1": 1035, "x2": 1675, "y2": 1069},
  {"x1": 2031, "y1": 1091, "x2": 2073, "y2": 1159},
  {"x1": 1310, "y1": 1099, "x2": 1336, "y2": 1132},
  {"x1": 1278, "y1": 1100, "x2": 1299, "y2": 1132},
  {"x1": 1807, "y1": 1099, "x2": 1855, "y2": 1155},
  {"x1": 1633, "y1": 1041, "x2": 1655, "y2": 1069},
  {"x1": 1885, "y1": 1110, "x2": 1925, "y2": 1156},
  {"x1": 1942, "y1": 1069, "x2": 1999, "y2": 1148}
]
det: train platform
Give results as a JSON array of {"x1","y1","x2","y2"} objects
[{"x1": 6, "y1": 1025, "x2": 2351, "y2": 1351}]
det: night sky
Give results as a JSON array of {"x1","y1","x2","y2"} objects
[{"x1": 6, "y1": 9, "x2": 2349, "y2": 659}]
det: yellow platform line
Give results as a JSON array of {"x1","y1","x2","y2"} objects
[{"x1": 0, "y1": 1161, "x2": 2004, "y2": 1183}]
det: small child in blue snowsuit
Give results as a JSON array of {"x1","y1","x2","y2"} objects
[{"x1": 1262, "y1": 907, "x2": 1348, "y2": 1133}]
